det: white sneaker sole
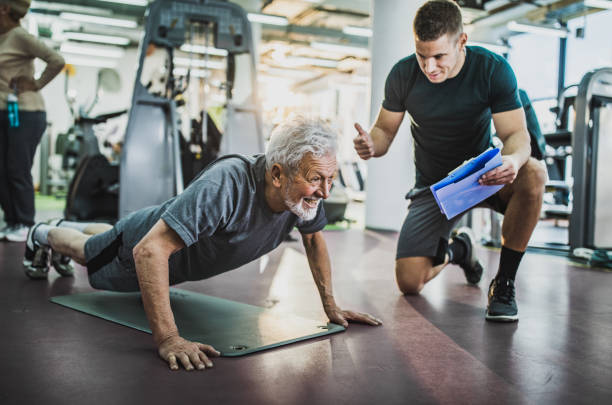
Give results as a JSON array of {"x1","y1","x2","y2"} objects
[{"x1": 485, "y1": 312, "x2": 519, "y2": 322}]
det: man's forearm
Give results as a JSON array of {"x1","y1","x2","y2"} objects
[
  {"x1": 370, "y1": 125, "x2": 395, "y2": 157},
  {"x1": 133, "y1": 245, "x2": 179, "y2": 345},
  {"x1": 501, "y1": 130, "x2": 531, "y2": 167},
  {"x1": 302, "y1": 233, "x2": 337, "y2": 309}
]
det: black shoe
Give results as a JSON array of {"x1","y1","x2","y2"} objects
[
  {"x1": 486, "y1": 277, "x2": 519, "y2": 322},
  {"x1": 451, "y1": 227, "x2": 483, "y2": 285}
]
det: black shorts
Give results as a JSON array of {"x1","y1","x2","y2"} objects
[{"x1": 396, "y1": 187, "x2": 507, "y2": 265}]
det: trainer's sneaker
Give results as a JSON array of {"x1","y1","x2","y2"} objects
[
  {"x1": 451, "y1": 227, "x2": 484, "y2": 284},
  {"x1": 5, "y1": 224, "x2": 29, "y2": 242},
  {"x1": 486, "y1": 277, "x2": 519, "y2": 322},
  {"x1": 51, "y1": 251, "x2": 74, "y2": 277}
]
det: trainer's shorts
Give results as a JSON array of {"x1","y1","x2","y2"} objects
[{"x1": 396, "y1": 187, "x2": 507, "y2": 265}]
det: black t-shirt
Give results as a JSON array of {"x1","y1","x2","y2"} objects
[{"x1": 383, "y1": 46, "x2": 522, "y2": 187}]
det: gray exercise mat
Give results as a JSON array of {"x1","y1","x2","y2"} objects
[{"x1": 51, "y1": 288, "x2": 345, "y2": 356}]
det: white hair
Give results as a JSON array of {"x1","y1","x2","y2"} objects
[{"x1": 265, "y1": 116, "x2": 337, "y2": 175}]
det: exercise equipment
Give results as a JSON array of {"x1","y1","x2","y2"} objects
[
  {"x1": 59, "y1": 68, "x2": 126, "y2": 221},
  {"x1": 51, "y1": 288, "x2": 344, "y2": 356},
  {"x1": 569, "y1": 67, "x2": 612, "y2": 250},
  {"x1": 119, "y1": 0, "x2": 263, "y2": 218},
  {"x1": 59, "y1": 67, "x2": 126, "y2": 172},
  {"x1": 39, "y1": 68, "x2": 125, "y2": 199}
]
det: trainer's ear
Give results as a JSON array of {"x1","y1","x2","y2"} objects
[
  {"x1": 457, "y1": 32, "x2": 468, "y2": 50},
  {"x1": 270, "y1": 163, "x2": 283, "y2": 187}
]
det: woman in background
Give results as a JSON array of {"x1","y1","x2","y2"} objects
[{"x1": 0, "y1": 0, "x2": 64, "y2": 241}]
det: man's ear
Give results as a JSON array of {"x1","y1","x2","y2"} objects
[
  {"x1": 458, "y1": 32, "x2": 468, "y2": 50},
  {"x1": 270, "y1": 164, "x2": 283, "y2": 187}
]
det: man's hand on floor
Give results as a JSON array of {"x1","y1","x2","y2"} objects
[
  {"x1": 324, "y1": 305, "x2": 383, "y2": 328},
  {"x1": 158, "y1": 335, "x2": 220, "y2": 371}
]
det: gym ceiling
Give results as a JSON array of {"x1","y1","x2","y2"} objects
[{"x1": 28, "y1": 0, "x2": 609, "y2": 82}]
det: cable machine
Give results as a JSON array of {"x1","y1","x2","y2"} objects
[
  {"x1": 119, "y1": 0, "x2": 263, "y2": 218},
  {"x1": 569, "y1": 67, "x2": 612, "y2": 250}
]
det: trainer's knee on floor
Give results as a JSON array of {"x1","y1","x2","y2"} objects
[{"x1": 395, "y1": 259, "x2": 427, "y2": 295}]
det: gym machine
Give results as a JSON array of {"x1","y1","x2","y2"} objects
[
  {"x1": 119, "y1": 0, "x2": 263, "y2": 218},
  {"x1": 569, "y1": 67, "x2": 612, "y2": 250}
]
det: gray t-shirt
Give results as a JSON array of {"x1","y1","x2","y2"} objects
[{"x1": 114, "y1": 154, "x2": 327, "y2": 284}]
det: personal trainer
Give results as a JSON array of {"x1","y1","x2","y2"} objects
[{"x1": 353, "y1": 0, "x2": 547, "y2": 321}]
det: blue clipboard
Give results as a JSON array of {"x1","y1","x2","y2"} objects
[{"x1": 430, "y1": 148, "x2": 504, "y2": 220}]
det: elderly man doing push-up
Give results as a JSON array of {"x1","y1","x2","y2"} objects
[{"x1": 24, "y1": 116, "x2": 382, "y2": 371}]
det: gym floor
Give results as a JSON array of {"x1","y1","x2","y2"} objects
[{"x1": 1, "y1": 217, "x2": 611, "y2": 404}]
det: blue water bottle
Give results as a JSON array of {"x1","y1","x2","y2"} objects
[{"x1": 7, "y1": 88, "x2": 19, "y2": 128}]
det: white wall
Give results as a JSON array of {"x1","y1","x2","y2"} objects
[
  {"x1": 365, "y1": 0, "x2": 419, "y2": 231},
  {"x1": 566, "y1": 10, "x2": 612, "y2": 85}
]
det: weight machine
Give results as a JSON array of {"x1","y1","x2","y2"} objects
[{"x1": 119, "y1": 0, "x2": 263, "y2": 218}]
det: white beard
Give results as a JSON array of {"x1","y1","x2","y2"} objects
[{"x1": 284, "y1": 188, "x2": 320, "y2": 221}]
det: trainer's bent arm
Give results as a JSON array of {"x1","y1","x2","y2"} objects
[
  {"x1": 301, "y1": 231, "x2": 382, "y2": 327},
  {"x1": 480, "y1": 108, "x2": 532, "y2": 185},
  {"x1": 133, "y1": 219, "x2": 219, "y2": 370},
  {"x1": 493, "y1": 107, "x2": 531, "y2": 166}
]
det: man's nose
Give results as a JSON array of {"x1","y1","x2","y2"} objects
[
  {"x1": 317, "y1": 182, "x2": 330, "y2": 199},
  {"x1": 424, "y1": 58, "x2": 436, "y2": 73}
]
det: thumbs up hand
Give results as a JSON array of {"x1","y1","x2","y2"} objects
[{"x1": 353, "y1": 123, "x2": 375, "y2": 160}]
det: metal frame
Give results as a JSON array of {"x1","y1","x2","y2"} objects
[
  {"x1": 119, "y1": 0, "x2": 262, "y2": 218},
  {"x1": 569, "y1": 67, "x2": 612, "y2": 249}
]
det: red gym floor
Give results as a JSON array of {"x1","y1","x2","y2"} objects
[{"x1": 1, "y1": 228, "x2": 611, "y2": 404}]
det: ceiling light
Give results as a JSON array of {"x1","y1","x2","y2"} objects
[
  {"x1": 584, "y1": 0, "x2": 612, "y2": 9},
  {"x1": 173, "y1": 57, "x2": 225, "y2": 70},
  {"x1": 59, "y1": 12, "x2": 137, "y2": 28},
  {"x1": 62, "y1": 32, "x2": 130, "y2": 45},
  {"x1": 31, "y1": 1, "x2": 114, "y2": 15},
  {"x1": 310, "y1": 42, "x2": 370, "y2": 58},
  {"x1": 96, "y1": 0, "x2": 149, "y2": 6},
  {"x1": 507, "y1": 21, "x2": 569, "y2": 38},
  {"x1": 64, "y1": 55, "x2": 118, "y2": 68},
  {"x1": 60, "y1": 42, "x2": 125, "y2": 58},
  {"x1": 343, "y1": 26, "x2": 372, "y2": 38},
  {"x1": 468, "y1": 41, "x2": 510, "y2": 54},
  {"x1": 179, "y1": 44, "x2": 228, "y2": 56},
  {"x1": 247, "y1": 13, "x2": 289, "y2": 26}
]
